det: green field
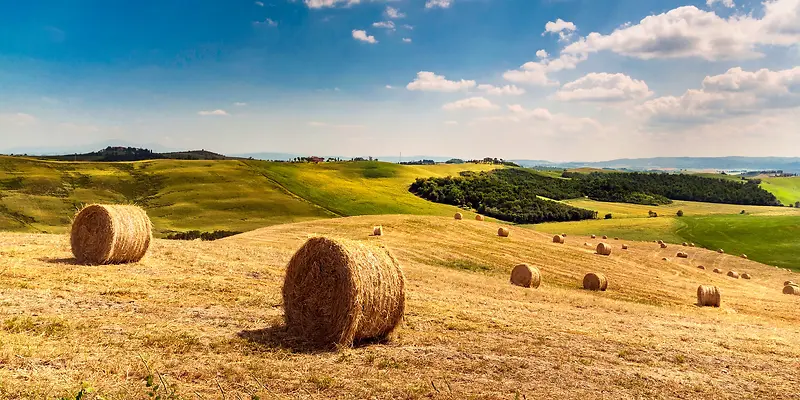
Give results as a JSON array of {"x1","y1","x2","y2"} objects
[{"x1": 759, "y1": 176, "x2": 800, "y2": 206}]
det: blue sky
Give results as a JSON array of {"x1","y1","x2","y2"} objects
[{"x1": 0, "y1": 0, "x2": 798, "y2": 161}]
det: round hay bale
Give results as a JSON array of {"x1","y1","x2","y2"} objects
[
  {"x1": 682, "y1": 242, "x2": 688, "y2": 246},
  {"x1": 727, "y1": 271, "x2": 740, "y2": 279},
  {"x1": 677, "y1": 252, "x2": 688, "y2": 258},
  {"x1": 583, "y1": 242, "x2": 591, "y2": 247},
  {"x1": 697, "y1": 265, "x2": 706, "y2": 270},
  {"x1": 784, "y1": 280, "x2": 795, "y2": 286},
  {"x1": 372, "y1": 226, "x2": 383, "y2": 236},
  {"x1": 718, "y1": 249, "x2": 725, "y2": 254},
  {"x1": 697, "y1": 285, "x2": 721, "y2": 307},
  {"x1": 784, "y1": 285, "x2": 800, "y2": 295},
  {"x1": 741, "y1": 254, "x2": 748, "y2": 259},
  {"x1": 602, "y1": 235, "x2": 608, "y2": 239},
  {"x1": 622, "y1": 244, "x2": 628, "y2": 250},
  {"x1": 591, "y1": 235, "x2": 596, "y2": 239},
  {"x1": 614, "y1": 237, "x2": 619, "y2": 240},
  {"x1": 475, "y1": 214, "x2": 484, "y2": 221},
  {"x1": 282, "y1": 237, "x2": 405, "y2": 348},
  {"x1": 741, "y1": 273, "x2": 751, "y2": 279},
  {"x1": 713, "y1": 268, "x2": 722, "y2": 274},
  {"x1": 510, "y1": 264, "x2": 541, "y2": 289},
  {"x1": 690, "y1": 243, "x2": 696, "y2": 247},
  {"x1": 663, "y1": 257, "x2": 670, "y2": 261},
  {"x1": 454, "y1": 212, "x2": 463, "y2": 220},
  {"x1": 553, "y1": 235, "x2": 565, "y2": 244},
  {"x1": 660, "y1": 243, "x2": 668, "y2": 249},
  {"x1": 561, "y1": 233, "x2": 567, "y2": 237},
  {"x1": 596, "y1": 242, "x2": 612, "y2": 256},
  {"x1": 498, "y1": 227, "x2": 510, "y2": 237},
  {"x1": 657, "y1": 240, "x2": 664, "y2": 245},
  {"x1": 583, "y1": 273, "x2": 608, "y2": 291},
  {"x1": 70, "y1": 204, "x2": 152, "y2": 265}
]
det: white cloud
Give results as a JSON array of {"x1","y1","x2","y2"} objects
[
  {"x1": 385, "y1": 6, "x2": 405, "y2": 19},
  {"x1": 555, "y1": 73, "x2": 653, "y2": 102},
  {"x1": 407, "y1": 71, "x2": 476, "y2": 92},
  {"x1": 0, "y1": 113, "x2": 37, "y2": 126},
  {"x1": 198, "y1": 110, "x2": 229, "y2": 116},
  {"x1": 477, "y1": 84, "x2": 526, "y2": 96},
  {"x1": 638, "y1": 66, "x2": 800, "y2": 124},
  {"x1": 472, "y1": 105, "x2": 602, "y2": 135},
  {"x1": 543, "y1": 19, "x2": 577, "y2": 41},
  {"x1": 233, "y1": 102, "x2": 248, "y2": 106},
  {"x1": 304, "y1": 0, "x2": 362, "y2": 8},
  {"x1": 373, "y1": 21, "x2": 395, "y2": 29},
  {"x1": 563, "y1": 1, "x2": 800, "y2": 62},
  {"x1": 402, "y1": 37, "x2": 412, "y2": 43},
  {"x1": 352, "y1": 29, "x2": 378, "y2": 44},
  {"x1": 707, "y1": 0, "x2": 735, "y2": 7},
  {"x1": 385, "y1": 85, "x2": 393, "y2": 89},
  {"x1": 442, "y1": 97, "x2": 498, "y2": 110},
  {"x1": 425, "y1": 0, "x2": 452, "y2": 9},
  {"x1": 254, "y1": 18, "x2": 278, "y2": 27},
  {"x1": 503, "y1": 53, "x2": 586, "y2": 86},
  {"x1": 536, "y1": 49, "x2": 549, "y2": 59},
  {"x1": 309, "y1": 121, "x2": 366, "y2": 129},
  {"x1": 255, "y1": 1, "x2": 264, "y2": 6},
  {"x1": 507, "y1": 104, "x2": 553, "y2": 121},
  {"x1": 403, "y1": 24, "x2": 414, "y2": 30}
]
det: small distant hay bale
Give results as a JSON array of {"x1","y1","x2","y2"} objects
[
  {"x1": 372, "y1": 226, "x2": 383, "y2": 236},
  {"x1": 602, "y1": 235, "x2": 608, "y2": 239},
  {"x1": 663, "y1": 257, "x2": 670, "y2": 261},
  {"x1": 727, "y1": 271, "x2": 740, "y2": 279},
  {"x1": 697, "y1": 285, "x2": 721, "y2": 307},
  {"x1": 498, "y1": 227, "x2": 510, "y2": 237},
  {"x1": 661, "y1": 243, "x2": 668, "y2": 249},
  {"x1": 584, "y1": 242, "x2": 591, "y2": 247},
  {"x1": 70, "y1": 204, "x2": 152, "y2": 265},
  {"x1": 591, "y1": 235, "x2": 596, "y2": 239},
  {"x1": 596, "y1": 242, "x2": 612, "y2": 256},
  {"x1": 561, "y1": 233, "x2": 567, "y2": 237},
  {"x1": 713, "y1": 268, "x2": 722, "y2": 274},
  {"x1": 697, "y1": 265, "x2": 706, "y2": 270},
  {"x1": 718, "y1": 249, "x2": 725, "y2": 254},
  {"x1": 553, "y1": 235, "x2": 565, "y2": 244},
  {"x1": 657, "y1": 240, "x2": 664, "y2": 245},
  {"x1": 690, "y1": 243, "x2": 696, "y2": 247},
  {"x1": 583, "y1": 273, "x2": 608, "y2": 291},
  {"x1": 784, "y1": 285, "x2": 800, "y2": 295},
  {"x1": 682, "y1": 242, "x2": 688, "y2": 247},
  {"x1": 677, "y1": 252, "x2": 688, "y2": 258},
  {"x1": 510, "y1": 264, "x2": 541, "y2": 289},
  {"x1": 741, "y1": 273, "x2": 751, "y2": 279},
  {"x1": 454, "y1": 212, "x2": 463, "y2": 220},
  {"x1": 741, "y1": 254, "x2": 748, "y2": 259},
  {"x1": 622, "y1": 244, "x2": 628, "y2": 250},
  {"x1": 475, "y1": 215, "x2": 484, "y2": 221},
  {"x1": 282, "y1": 237, "x2": 405, "y2": 348},
  {"x1": 614, "y1": 237, "x2": 619, "y2": 240}
]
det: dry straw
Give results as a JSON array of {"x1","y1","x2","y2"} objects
[
  {"x1": 741, "y1": 273, "x2": 751, "y2": 279},
  {"x1": 727, "y1": 271, "x2": 740, "y2": 279},
  {"x1": 475, "y1": 215, "x2": 484, "y2": 221},
  {"x1": 282, "y1": 237, "x2": 405, "y2": 348},
  {"x1": 677, "y1": 252, "x2": 689, "y2": 258},
  {"x1": 510, "y1": 264, "x2": 541, "y2": 289},
  {"x1": 784, "y1": 285, "x2": 800, "y2": 295},
  {"x1": 454, "y1": 212, "x2": 463, "y2": 220},
  {"x1": 70, "y1": 204, "x2": 152, "y2": 265},
  {"x1": 697, "y1": 285, "x2": 721, "y2": 307},
  {"x1": 372, "y1": 226, "x2": 383, "y2": 236},
  {"x1": 596, "y1": 242, "x2": 612, "y2": 256},
  {"x1": 498, "y1": 227, "x2": 510, "y2": 237},
  {"x1": 583, "y1": 273, "x2": 608, "y2": 291},
  {"x1": 553, "y1": 235, "x2": 565, "y2": 244}
]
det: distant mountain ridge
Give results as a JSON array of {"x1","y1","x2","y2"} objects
[{"x1": 512, "y1": 157, "x2": 800, "y2": 172}]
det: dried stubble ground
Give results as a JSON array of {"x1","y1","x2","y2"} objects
[{"x1": 1, "y1": 215, "x2": 799, "y2": 399}]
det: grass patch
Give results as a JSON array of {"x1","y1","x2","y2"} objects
[
  {"x1": 437, "y1": 259, "x2": 494, "y2": 273},
  {"x1": 2, "y1": 316, "x2": 70, "y2": 337}
]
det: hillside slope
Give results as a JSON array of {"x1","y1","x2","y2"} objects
[{"x1": 1, "y1": 215, "x2": 798, "y2": 398}]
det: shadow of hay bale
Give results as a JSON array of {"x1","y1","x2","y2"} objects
[
  {"x1": 237, "y1": 325, "x2": 391, "y2": 353},
  {"x1": 37, "y1": 257, "x2": 81, "y2": 265}
]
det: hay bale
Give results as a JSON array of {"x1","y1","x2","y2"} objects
[
  {"x1": 596, "y1": 242, "x2": 612, "y2": 256},
  {"x1": 727, "y1": 271, "x2": 740, "y2": 279},
  {"x1": 718, "y1": 249, "x2": 725, "y2": 254},
  {"x1": 614, "y1": 237, "x2": 619, "y2": 240},
  {"x1": 591, "y1": 235, "x2": 596, "y2": 239},
  {"x1": 510, "y1": 264, "x2": 541, "y2": 289},
  {"x1": 583, "y1": 242, "x2": 591, "y2": 247},
  {"x1": 475, "y1": 215, "x2": 484, "y2": 221},
  {"x1": 661, "y1": 243, "x2": 668, "y2": 249},
  {"x1": 677, "y1": 252, "x2": 688, "y2": 258},
  {"x1": 498, "y1": 227, "x2": 510, "y2": 237},
  {"x1": 583, "y1": 273, "x2": 608, "y2": 291},
  {"x1": 372, "y1": 226, "x2": 383, "y2": 236},
  {"x1": 697, "y1": 285, "x2": 721, "y2": 307},
  {"x1": 713, "y1": 268, "x2": 722, "y2": 274},
  {"x1": 282, "y1": 237, "x2": 405, "y2": 348},
  {"x1": 663, "y1": 257, "x2": 670, "y2": 261},
  {"x1": 741, "y1": 254, "x2": 748, "y2": 259},
  {"x1": 682, "y1": 242, "x2": 688, "y2": 246},
  {"x1": 622, "y1": 244, "x2": 628, "y2": 250},
  {"x1": 784, "y1": 280, "x2": 795, "y2": 286},
  {"x1": 697, "y1": 265, "x2": 706, "y2": 270},
  {"x1": 561, "y1": 233, "x2": 567, "y2": 237},
  {"x1": 741, "y1": 273, "x2": 751, "y2": 279},
  {"x1": 602, "y1": 235, "x2": 608, "y2": 239},
  {"x1": 454, "y1": 212, "x2": 463, "y2": 220},
  {"x1": 784, "y1": 285, "x2": 800, "y2": 295},
  {"x1": 657, "y1": 240, "x2": 664, "y2": 245},
  {"x1": 70, "y1": 204, "x2": 152, "y2": 265},
  {"x1": 690, "y1": 243, "x2": 696, "y2": 247},
  {"x1": 553, "y1": 235, "x2": 565, "y2": 244}
]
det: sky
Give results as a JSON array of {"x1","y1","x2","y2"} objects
[{"x1": 0, "y1": 0, "x2": 798, "y2": 161}]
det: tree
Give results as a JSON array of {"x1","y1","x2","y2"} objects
[{"x1": 676, "y1": 210, "x2": 684, "y2": 217}]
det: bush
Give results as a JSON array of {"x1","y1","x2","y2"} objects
[
  {"x1": 740, "y1": 210, "x2": 746, "y2": 214},
  {"x1": 676, "y1": 210, "x2": 684, "y2": 217},
  {"x1": 604, "y1": 213, "x2": 613, "y2": 219}
]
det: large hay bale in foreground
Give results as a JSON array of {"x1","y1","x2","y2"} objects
[
  {"x1": 677, "y1": 252, "x2": 688, "y2": 258},
  {"x1": 596, "y1": 243, "x2": 612, "y2": 256},
  {"x1": 784, "y1": 285, "x2": 800, "y2": 295},
  {"x1": 510, "y1": 264, "x2": 541, "y2": 289},
  {"x1": 697, "y1": 285, "x2": 720, "y2": 307},
  {"x1": 553, "y1": 235, "x2": 565, "y2": 244},
  {"x1": 727, "y1": 271, "x2": 740, "y2": 279},
  {"x1": 741, "y1": 273, "x2": 751, "y2": 279},
  {"x1": 372, "y1": 226, "x2": 383, "y2": 236},
  {"x1": 583, "y1": 272, "x2": 608, "y2": 291},
  {"x1": 498, "y1": 227, "x2": 510, "y2": 237},
  {"x1": 475, "y1": 215, "x2": 484, "y2": 221},
  {"x1": 454, "y1": 212, "x2": 463, "y2": 220},
  {"x1": 282, "y1": 237, "x2": 405, "y2": 348},
  {"x1": 70, "y1": 204, "x2": 152, "y2": 265}
]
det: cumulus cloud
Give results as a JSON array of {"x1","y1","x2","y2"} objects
[
  {"x1": 442, "y1": 97, "x2": 498, "y2": 110},
  {"x1": 503, "y1": 53, "x2": 586, "y2": 86},
  {"x1": 385, "y1": 6, "x2": 405, "y2": 19},
  {"x1": 707, "y1": 0, "x2": 735, "y2": 7},
  {"x1": 352, "y1": 29, "x2": 378, "y2": 44},
  {"x1": 543, "y1": 19, "x2": 577, "y2": 41},
  {"x1": 638, "y1": 67, "x2": 800, "y2": 124},
  {"x1": 472, "y1": 105, "x2": 602, "y2": 136},
  {"x1": 536, "y1": 49, "x2": 549, "y2": 59},
  {"x1": 407, "y1": 71, "x2": 476, "y2": 92},
  {"x1": 554, "y1": 73, "x2": 653, "y2": 102},
  {"x1": 198, "y1": 110, "x2": 229, "y2": 116},
  {"x1": 425, "y1": 0, "x2": 452, "y2": 9},
  {"x1": 477, "y1": 84, "x2": 526, "y2": 96}
]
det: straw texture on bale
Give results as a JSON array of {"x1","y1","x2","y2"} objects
[
  {"x1": 70, "y1": 204, "x2": 152, "y2": 265},
  {"x1": 727, "y1": 271, "x2": 740, "y2": 279},
  {"x1": 661, "y1": 243, "x2": 668, "y2": 249},
  {"x1": 602, "y1": 235, "x2": 608, "y2": 239},
  {"x1": 553, "y1": 235, "x2": 565, "y2": 244},
  {"x1": 741, "y1": 273, "x2": 751, "y2": 279},
  {"x1": 475, "y1": 215, "x2": 484, "y2": 221},
  {"x1": 784, "y1": 285, "x2": 800, "y2": 295},
  {"x1": 454, "y1": 212, "x2": 463, "y2": 220},
  {"x1": 583, "y1": 273, "x2": 608, "y2": 291},
  {"x1": 510, "y1": 264, "x2": 541, "y2": 289},
  {"x1": 697, "y1": 285, "x2": 721, "y2": 307},
  {"x1": 596, "y1": 242, "x2": 612, "y2": 256},
  {"x1": 282, "y1": 237, "x2": 405, "y2": 348},
  {"x1": 372, "y1": 226, "x2": 383, "y2": 236},
  {"x1": 677, "y1": 252, "x2": 688, "y2": 258},
  {"x1": 713, "y1": 268, "x2": 722, "y2": 274},
  {"x1": 498, "y1": 227, "x2": 510, "y2": 237},
  {"x1": 698, "y1": 265, "x2": 706, "y2": 270}
]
